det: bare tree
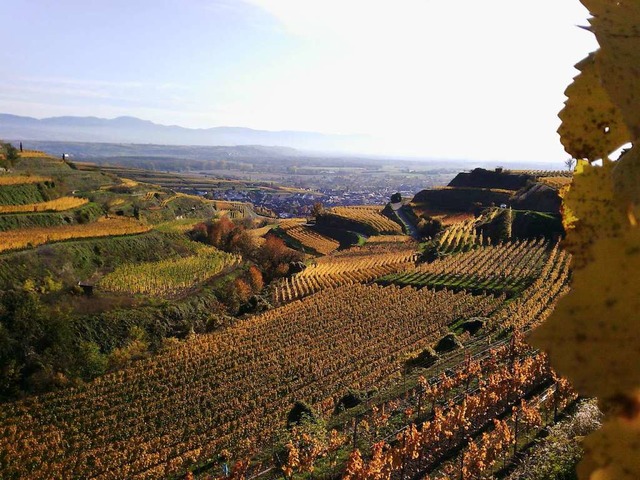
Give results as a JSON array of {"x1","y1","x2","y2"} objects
[{"x1": 564, "y1": 158, "x2": 576, "y2": 171}]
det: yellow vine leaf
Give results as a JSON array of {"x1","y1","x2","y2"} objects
[
  {"x1": 577, "y1": 402, "x2": 640, "y2": 480},
  {"x1": 529, "y1": 225, "x2": 640, "y2": 400},
  {"x1": 612, "y1": 147, "x2": 640, "y2": 225},
  {"x1": 534, "y1": 3, "x2": 640, "y2": 480},
  {"x1": 557, "y1": 52, "x2": 630, "y2": 160},
  {"x1": 582, "y1": 0, "x2": 640, "y2": 139},
  {"x1": 558, "y1": 184, "x2": 578, "y2": 233},
  {"x1": 596, "y1": 39, "x2": 640, "y2": 140},
  {"x1": 574, "y1": 158, "x2": 590, "y2": 175},
  {"x1": 558, "y1": 159, "x2": 588, "y2": 234},
  {"x1": 559, "y1": 160, "x2": 628, "y2": 269},
  {"x1": 581, "y1": 0, "x2": 640, "y2": 36}
]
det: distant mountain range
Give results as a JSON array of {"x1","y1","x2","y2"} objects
[{"x1": 0, "y1": 114, "x2": 371, "y2": 153}]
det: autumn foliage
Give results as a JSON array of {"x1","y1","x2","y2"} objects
[{"x1": 254, "y1": 235, "x2": 303, "y2": 282}]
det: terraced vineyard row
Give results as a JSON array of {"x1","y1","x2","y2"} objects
[
  {"x1": 299, "y1": 255, "x2": 571, "y2": 478},
  {"x1": 0, "y1": 217, "x2": 151, "y2": 253},
  {"x1": 0, "y1": 196, "x2": 88, "y2": 213},
  {"x1": 537, "y1": 176, "x2": 573, "y2": 189},
  {"x1": 0, "y1": 283, "x2": 502, "y2": 480},
  {"x1": 99, "y1": 247, "x2": 241, "y2": 297},
  {"x1": 159, "y1": 194, "x2": 253, "y2": 219},
  {"x1": 328, "y1": 206, "x2": 403, "y2": 234},
  {"x1": 346, "y1": 353, "x2": 573, "y2": 480},
  {"x1": 329, "y1": 253, "x2": 571, "y2": 452},
  {"x1": 381, "y1": 239, "x2": 551, "y2": 296},
  {"x1": 511, "y1": 169, "x2": 573, "y2": 178},
  {"x1": 18, "y1": 150, "x2": 55, "y2": 159},
  {"x1": 436, "y1": 218, "x2": 482, "y2": 253},
  {"x1": 366, "y1": 234, "x2": 412, "y2": 243},
  {"x1": 279, "y1": 220, "x2": 340, "y2": 255},
  {"x1": 273, "y1": 248, "x2": 417, "y2": 303},
  {"x1": 0, "y1": 174, "x2": 52, "y2": 185},
  {"x1": 492, "y1": 242, "x2": 571, "y2": 331}
]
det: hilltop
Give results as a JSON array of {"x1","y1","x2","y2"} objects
[
  {"x1": 0, "y1": 113, "x2": 370, "y2": 152},
  {"x1": 407, "y1": 167, "x2": 568, "y2": 242},
  {"x1": 412, "y1": 167, "x2": 570, "y2": 214}
]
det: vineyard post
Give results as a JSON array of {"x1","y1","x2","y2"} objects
[
  {"x1": 502, "y1": 427, "x2": 508, "y2": 471},
  {"x1": 459, "y1": 446, "x2": 465, "y2": 480},
  {"x1": 513, "y1": 408, "x2": 519, "y2": 457},
  {"x1": 544, "y1": 394, "x2": 549, "y2": 424},
  {"x1": 400, "y1": 432, "x2": 407, "y2": 480},
  {"x1": 508, "y1": 334, "x2": 516, "y2": 373},
  {"x1": 464, "y1": 353, "x2": 471, "y2": 391},
  {"x1": 403, "y1": 363, "x2": 407, "y2": 396},
  {"x1": 430, "y1": 392, "x2": 436, "y2": 416},
  {"x1": 352, "y1": 414, "x2": 361, "y2": 449},
  {"x1": 553, "y1": 382, "x2": 559, "y2": 423},
  {"x1": 273, "y1": 452, "x2": 287, "y2": 480}
]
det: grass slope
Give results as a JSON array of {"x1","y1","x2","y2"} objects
[
  {"x1": 0, "y1": 230, "x2": 203, "y2": 289},
  {"x1": 0, "y1": 202, "x2": 104, "y2": 231}
]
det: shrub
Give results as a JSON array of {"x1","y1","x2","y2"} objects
[
  {"x1": 435, "y1": 333, "x2": 463, "y2": 353},
  {"x1": 335, "y1": 390, "x2": 367, "y2": 413},
  {"x1": 460, "y1": 317, "x2": 487, "y2": 335},
  {"x1": 0, "y1": 141, "x2": 19, "y2": 168},
  {"x1": 406, "y1": 346, "x2": 439, "y2": 371},
  {"x1": 287, "y1": 401, "x2": 316, "y2": 429}
]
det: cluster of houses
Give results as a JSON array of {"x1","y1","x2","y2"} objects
[{"x1": 200, "y1": 186, "x2": 417, "y2": 218}]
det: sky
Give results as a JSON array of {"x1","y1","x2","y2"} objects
[{"x1": 0, "y1": 0, "x2": 598, "y2": 163}]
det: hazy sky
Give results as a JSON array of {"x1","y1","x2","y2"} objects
[{"x1": 0, "y1": 0, "x2": 597, "y2": 162}]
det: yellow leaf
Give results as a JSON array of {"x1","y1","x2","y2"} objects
[
  {"x1": 559, "y1": 184, "x2": 578, "y2": 232},
  {"x1": 561, "y1": 160, "x2": 628, "y2": 269},
  {"x1": 578, "y1": 404, "x2": 640, "y2": 480},
  {"x1": 612, "y1": 147, "x2": 640, "y2": 225},
  {"x1": 529, "y1": 227, "x2": 640, "y2": 399},
  {"x1": 575, "y1": 158, "x2": 590, "y2": 175},
  {"x1": 597, "y1": 40, "x2": 640, "y2": 140},
  {"x1": 581, "y1": 0, "x2": 640, "y2": 36},
  {"x1": 558, "y1": 52, "x2": 631, "y2": 160},
  {"x1": 582, "y1": 0, "x2": 640, "y2": 139}
]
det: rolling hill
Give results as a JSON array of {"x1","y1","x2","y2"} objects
[{"x1": 0, "y1": 113, "x2": 370, "y2": 153}]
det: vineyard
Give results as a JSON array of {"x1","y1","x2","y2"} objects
[
  {"x1": 272, "y1": 247, "x2": 417, "y2": 304},
  {"x1": 98, "y1": 247, "x2": 241, "y2": 297},
  {"x1": 381, "y1": 239, "x2": 553, "y2": 296},
  {"x1": 119, "y1": 178, "x2": 139, "y2": 188},
  {"x1": 433, "y1": 185, "x2": 515, "y2": 195},
  {"x1": 0, "y1": 174, "x2": 52, "y2": 185},
  {"x1": 510, "y1": 169, "x2": 573, "y2": 178},
  {"x1": 0, "y1": 195, "x2": 575, "y2": 480},
  {"x1": 18, "y1": 150, "x2": 56, "y2": 159},
  {"x1": 366, "y1": 235, "x2": 412, "y2": 244},
  {"x1": 341, "y1": 351, "x2": 576, "y2": 480},
  {"x1": 490, "y1": 243, "x2": 570, "y2": 331},
  {"x1": 410, "y1": 210, "x2": 476, "y2": 227},
  {"x1": 324, "y1": 206, "x2": 403, "y2": 235},
  {"x1": 157, "y1": 194, "x2": 253, "y2": 219},
  {"x1": 0, "y1": 196, "x2": 88, "y2": 213},
  {"x1": 288, "y1": 249, "x2": 571, "y2": 479},
  {"x1": 154, "y1": 218, "x2": 205, "y2": 234},
  {"x1": 537, "y1": 176, "x2": 573, "y2": 189},
  {"x1": 3, "y1": 0, "x2": 631, "y2": 473},
  {"x1": 0, "y1": 149, "x2": 585, "y2": 479},
  {"x1": 435, "y1": 218, "x2": 482, "y2": 253},
  {"x1": 0, "y1": 283, "x2": 504, "y2": 479},
  {"x1": 0, "y1": 217, "x2": 151, "y2": 253},
  {"x1": 279, "y1": 220, "x2": 340, "y2": 255}
]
